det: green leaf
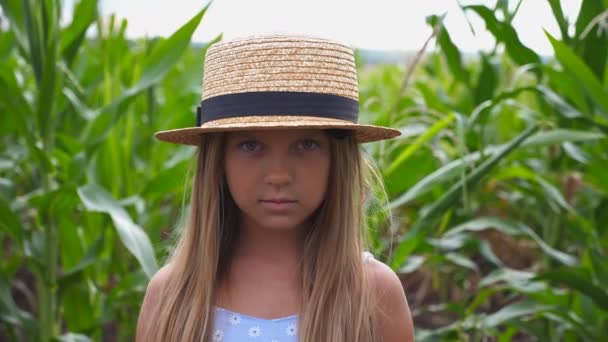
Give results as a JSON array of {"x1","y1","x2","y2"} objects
[
  {"x1": 60, "y1": 285, "x2": 96, "y2": 333},
  {"x1": 534, "y1": 267, "x2": 608, "y2": 311},
  {"x1": 445, "y1": 217, "x2": 578, "y2": 266},
  {"x1": 81, "y1": 4, "x2": 210, "y2": 148},
  {"x1": 468, "y1": 86, "x2": 535, "y2": 127},
  {"x1": 389, "y1": 125, "x2": 538, "y2": 269},
  {"x1": 590, "y1": 249, "x2": 608, "y2": 285},
  {"x1": 60, "y1": 0, "x2": 98, "y2": 65},
  {"x1": 390, "y1": 128, "x2": 605, "y2": 208},
  {"x1": 0, "y1": 67, "x2": 34, "y2": 135},
  {"x1": 445, "y1": 252, "x2": 478, "y2": 271},
  {"x1": 384, "y1": 150, "x2": 437, "y2": 196},
  {"x1": 479, "y1": 268, "x2": 536, "y2": 288},
  {"x1": 523, "y1": 129, "x2": 606, "y2": 146},
  {"x1": 0, "y1": 271, "x2": 21, "y2": 325},
  {"x1": 131, "y1": 4, "x2": 210, "y2": 94},
  {"x1": 398, "y1": 255, "x2": 425, "y2": 274},
  {"x1": 474, "y1": 53, "x2": 498, "y2": 105},
  {"x1": 0, "y1": 271, "x2": 33, "y2": 329},
  {"x1": 142, "y1": 160, "x2": 189, "y2": 197},
  {"x1": 57, "y1": 233, "x2": 104, "y2": 294},
  {"x1": 57, "y1": 217, "x2": 85, "y2": 272},
  {"x1": 587, "y1": 159, "x2": 608, "y2": 194},
  {"x1": 563, "y1": 141, "x2": 591, "y2": 163},
  {"x1": 574, "y1": 0, "x2": 607, "y2": 80},
  {"x1": 389, "y1": 152, "x2": 476, "y2": 209},
  {"x1": 427, "y1": 14, "x2": 469, "y2": 84},
  {"x1": 548, "y1": 0, "x2": 571, "y2": 43},
  {"x1": 77, "y1": 184, "x2": 158, "y2": 278},
  {"x1": 22, "y1": 0, "x2": 44, "y2": 85},
  {"x1": 482, "y1": 300, "x2": 554, "y2": 328},
  {"x1": 535, "y1": 84, "x2": 587, "y2": 119},
  {"x1": 415, "y1": 81, "x2": 451, "y2": 112},
  {"x1": 0, "y1": 0, "x2": 28, "y2": 55},
  {"x1": 384, "y1": 113, "x2": 455, "y2": 178},
  {"x1": 0, "y1": 30, "x2": 16, "y2": 60},
  {"x1": 493, "y1": 165, "x2": 572, "y2": 212},
  {"x1": 34, "y1": 0, "x2": 61, "y2": 152},
  {"x1": 0, "y1": 196, "x2": 23, "y2": 245},
  {"x1": 465, "y1": 5, "x2": 541, "y2": 68},
  {"x1": 546, "y1": 31, "x2": 608, "y2": 117}
]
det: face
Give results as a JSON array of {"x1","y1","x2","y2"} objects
[{"x1": 224, "y1": 129, "x2": 331, "y2": 233}]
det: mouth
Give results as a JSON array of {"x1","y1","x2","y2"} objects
[
  {"x1": 259, "y1": 198, "x2": 298, "y2": 210},
  {"x1": 259, "y1": 198, "x2": 297, "y2": 204}
]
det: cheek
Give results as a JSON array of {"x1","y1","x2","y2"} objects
[
  {"x1": 300, "y1": 155, "x2": 330, "y2": 201},
  {"x1": 224, "y1": 157, "x2": 255, "y2": 201}
]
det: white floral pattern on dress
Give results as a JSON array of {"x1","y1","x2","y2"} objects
[
  {"x1": 248, "y1": 326, "x2": 262, "y2": 337},
  {"x1": 285, "y1": 323, "x2": 297, "y2": 336},
  {"x1": 212, "y1": 329, "x2": 224, "y2": 341},
  {"x1": 228, "y1": 313, "x2": 241, "y2": 325}
]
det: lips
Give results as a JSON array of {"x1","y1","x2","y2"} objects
[
  {"x1": 260, "y1": 198, "x2": 297, "y2": 203},
  {"x1": 259, "y1": 198, "x2": 298, "y2": 210}
]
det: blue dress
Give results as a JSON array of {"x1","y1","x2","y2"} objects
[
  {"x1": 211, "y1": 252, "x2": 375, "y2": 341},
  {"x1": 212, "y1": 306, "x2": 298, "y2": 341}
]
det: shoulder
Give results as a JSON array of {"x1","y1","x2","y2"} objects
[
  {"x1": 365, "y1": 258, "x2": 415, "y2": 342},
  {"x1": 136, "y1": 264, "x2": 174, "y2": 341},
  {"x1": 146, "y1": 263, "x2": 174, "y2": 295}
]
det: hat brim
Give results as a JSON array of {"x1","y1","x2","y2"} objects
[{"x1": 154, "y1": 116, "x2": 400, "y2": 145}]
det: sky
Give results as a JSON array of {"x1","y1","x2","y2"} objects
[{"x1": 65, "y1": 0, "x2": 582, "y2": 55}]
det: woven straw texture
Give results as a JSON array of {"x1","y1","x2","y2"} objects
[
  {"x1": 202, "y1": 35, "x2": 358, "y2": 100},
  {"x1": 154, "y1": 34, "x2": 401, "y2": 145}
]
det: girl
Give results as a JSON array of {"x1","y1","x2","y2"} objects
[{"x1": 137, "y1": 34, "x2": 414, "y2": 342}]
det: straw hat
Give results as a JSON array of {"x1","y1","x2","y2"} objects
[{"x1": 154, "y1": 34, "x2": 401, "y2": 145}]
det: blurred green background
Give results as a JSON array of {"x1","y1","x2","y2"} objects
[{"x1": 1, "y1": 0, "x2": 607, "y2": 341}]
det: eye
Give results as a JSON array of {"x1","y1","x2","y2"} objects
[
  {"x1": 297, "y1": 139, "x2": 320, "y2": 151},
  {"x1": 238, "y1": 140, "x2": 262, "y2": 153}
]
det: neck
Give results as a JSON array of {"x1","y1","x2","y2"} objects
[
  {"x1": 232, "y1": 217, "x2": 307, "y2": 264},
  {"x1": 216, "y1": 215, "x2": 306, "y2": 307}
]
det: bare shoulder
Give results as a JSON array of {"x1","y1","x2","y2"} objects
[
  {"x1": 136, "y1": 263, "x2": 174, "y2": 342},
  {"x1": 365, "y1": 258, "x2": 415, "y2": 342}
]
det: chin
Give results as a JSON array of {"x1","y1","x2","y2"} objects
[
  {"x1": 260, "y1": 221, "x2": 303, "y2": 231},
  {"x1": 252, "y1": 216, "x2": 308, "y2": 232}
]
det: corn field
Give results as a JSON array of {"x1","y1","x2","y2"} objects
[{"x1": 0, "y1": 0, "x2": 607, "y2": 341}]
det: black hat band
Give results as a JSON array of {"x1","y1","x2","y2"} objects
[{"x1": 196, "y1": 91, "x2": 359, "y2": 126}]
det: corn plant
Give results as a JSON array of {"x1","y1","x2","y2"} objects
[
  {"x1": 359, "y1": 0, "x2": 608, "y2": 340},
  {"x1": 1, "y1": 0, "x2": 607, "y2": 341},
  {"x1": 0, "y1": 0, "x2": 218, "y2": 340}
]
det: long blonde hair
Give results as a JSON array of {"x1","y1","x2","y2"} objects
[{"x1": 144, "y1": 130, "x2": 379, "y2": 341}]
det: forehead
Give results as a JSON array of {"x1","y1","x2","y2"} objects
[{"x1": 226, "y1": 129, "x2": 327, "y2": 140}]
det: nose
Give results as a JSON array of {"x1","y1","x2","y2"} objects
[{"x1": 263, "y1": 154, "x2": 293, "y2": 187}]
